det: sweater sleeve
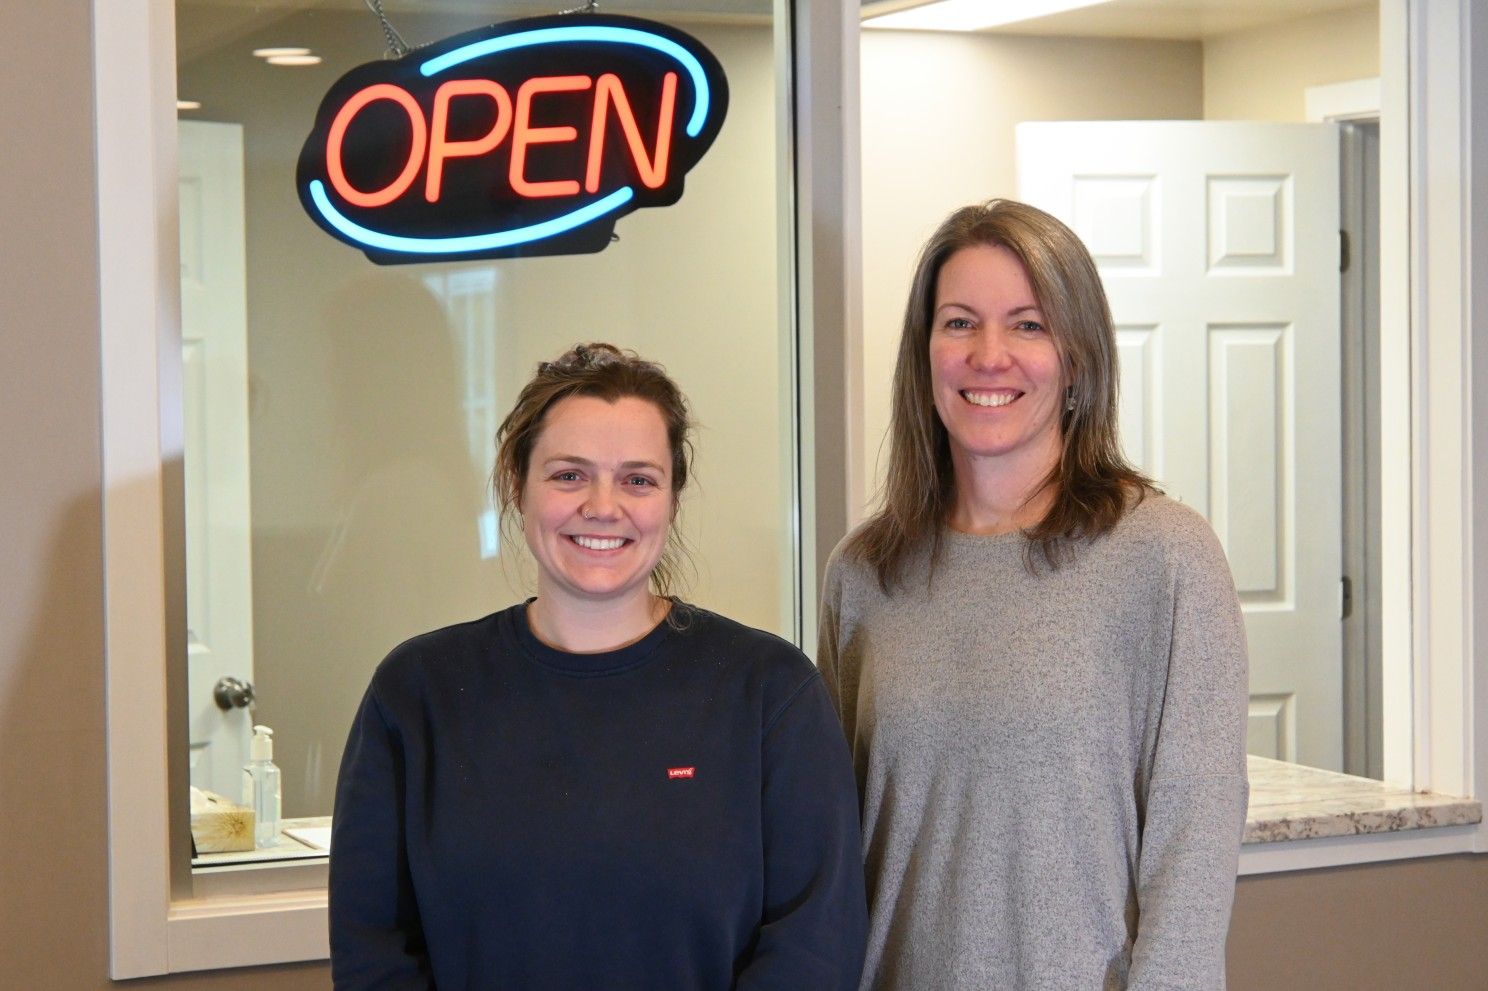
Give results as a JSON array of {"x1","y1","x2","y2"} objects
[
  {"x1": 815, "y1": 554, "x2": 852, "y2": 738},
  {"x1": 328, "y1": 683, "x2": 434, "y2": 990},
  {"x1": 1129, "y1": 522, "x2": 1250, "y2": 990},
  {"x1": 736, "y1": 673, "x2": 869, "y2": 991}
]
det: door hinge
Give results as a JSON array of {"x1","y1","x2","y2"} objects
[
  {"x1": 1340, "y1": 575, "x2": 1354, "y2": 620},
  {"x1": 1340, "y1": 229, "x2": 1351, "y2": 273}
]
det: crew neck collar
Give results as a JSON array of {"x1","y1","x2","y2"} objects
[
  {"x1": 942, "y1": 523, "x2": 1029, "y2": 549},
  {"x1": 507, "y1": 600, "x2": 675, "y2": 675}
]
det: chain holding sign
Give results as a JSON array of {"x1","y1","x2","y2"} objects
[{"x1": 296, "y1": 14, "x2": 729, "y2": 264}]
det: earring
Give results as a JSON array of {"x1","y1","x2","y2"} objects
[{"x1": 1065, "y1": 388, "x2": 1076, "y2": 412}]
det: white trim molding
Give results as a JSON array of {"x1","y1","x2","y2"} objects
[
  {"x1": 98, "y1": 0, "x2": 330, "y2": 974},
  {"x1": 1378, "y1": 0, "x2": 1415, "y2": 793},
  {"x1": 1408, "y1": 0, "x2": 1476, "y2": 805},
  {"x1": 1304, "y1": 76, "x2": 1382, "y2": 123},
  {"x1": 99, "y1": 0, "x2": 185, "y2": 977},
  {"x1": 1471, "y1": 0, "x2": 1488, "y2": 856}
]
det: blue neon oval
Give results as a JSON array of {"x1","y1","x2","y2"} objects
[
  {"x1": 418, "y1": 25, "x2": 711, "y2": 138},
  {"x1": 308, "y1": 180, "x2": 635, "y2": 255}
]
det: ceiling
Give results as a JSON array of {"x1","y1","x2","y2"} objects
[
  {"x1": 175, "y1": 1, "x2": 773, "y2": 63},
  {"x1": 176, "y1": 0, "x2": 1375, "y2": 65},
  {"x1": 858, "y1": 0, "x2": 1374, "y2": 41}
]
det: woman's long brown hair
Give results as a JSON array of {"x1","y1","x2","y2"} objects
[{"x1": 844, "y1": 200, "x2": 1156, "y2": 590}]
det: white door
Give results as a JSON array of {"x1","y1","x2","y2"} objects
[
  {"x1": 1018, "y1": 121, "x2": 1342, "y2": 771},
  {"x1": 179, "y1": 120, "x2": 256, "y2": 797}
]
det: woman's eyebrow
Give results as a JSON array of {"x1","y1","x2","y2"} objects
[{"x1": 543, "y1": 455, "x2": 666, "y2": 473}]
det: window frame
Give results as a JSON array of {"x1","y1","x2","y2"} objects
[
  {"x1": 1233, "y1": 0, "x2": 1488, "y2": 874},
  {"x1": 100, "y1": 0, "x2": 860, "y2": 977}
]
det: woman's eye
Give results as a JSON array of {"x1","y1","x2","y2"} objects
[
  {"x1": 552, "y1": 470, "x2": 582, "y2": 482},
  {"x1": 942, "y1": 317, "x2": 974, "y2": 331},
  {"x1": 624, "y1": 475, "x2": 659, "y2": 488},
  {"x1": 1015, "y1": 319, "x2": 1045, "y2": 333}
]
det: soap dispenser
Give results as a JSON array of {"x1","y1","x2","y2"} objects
[{"x1": 243, "y1": 724, "x2": 282, "y2": 848}]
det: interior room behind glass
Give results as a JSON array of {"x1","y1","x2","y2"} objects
[
  {"x1": 858, "y1": 0, "x2": 1383, "y2": 777},
  {"x1": 176, "y1": 0, "x2": 788, "y2": 824}
]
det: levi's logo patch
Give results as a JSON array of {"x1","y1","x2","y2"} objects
[{"x1": 667, "y1": 766, "x2": 695, "y2": 779}]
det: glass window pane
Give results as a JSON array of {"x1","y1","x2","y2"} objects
[
  {"x1": 860, "y1": 10, "x2": 1385, "y2": 778},
  {"x1": 177, "y1": 1, "x2": 791, "y2": 845}
]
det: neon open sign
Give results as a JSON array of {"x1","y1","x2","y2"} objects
[{"x1": 296, "y1": 15, "x2": 729, "y2": 263}]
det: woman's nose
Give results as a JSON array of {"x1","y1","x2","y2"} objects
[
  {"x1": 968, "y1": 328, "x2": 1012, "y2": 370},
  {"x1": 581, "y1": 482, "x2": 621, "y2": 521}
]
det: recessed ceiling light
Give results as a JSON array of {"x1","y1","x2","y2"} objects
[
  {"x1": 176, "y1": 100, "x2": 201, "y2": 111},
  {"x1": 865, "y1": 0, "x2": 1114, "y2": 31},
  {"x1": 253, "y1": 47, "x2": 312, "y2": 58},
  {"x1": 266, "y1": 54, "x2": 323, "y2": 67}
]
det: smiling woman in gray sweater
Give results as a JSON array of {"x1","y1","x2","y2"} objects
[{"x1": 818, "y1": 201, "x2": 1248, "y2": 990}]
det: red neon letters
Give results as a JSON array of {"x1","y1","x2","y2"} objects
[
  {"x1": 426, "y1": 79, "x2": 512, "y2": 202},
  {"x1": 325, "y1": 72, "x2": 679, "y2": 207},
  {"x1": 327, "y1": 84, "x2": 428, "y2": 208}
]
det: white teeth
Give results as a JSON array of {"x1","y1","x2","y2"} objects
[
  {"x1": 963, "y1": 391, "x2": 1017, "y2": 408},
  {"x1": 573, "y1": 535, "x2": 626, "y2": 551}
]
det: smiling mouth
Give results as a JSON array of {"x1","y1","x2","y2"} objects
[
  {"x1": 569, "y1": 535, "x2": 629, "y2": 551},
  {"x1": 961, "y1": 389, "x2": 1021, "y2": 408}
]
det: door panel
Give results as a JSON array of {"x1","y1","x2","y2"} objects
[
  {"x1": 179, "y1": 120, "x2": 255, "y2": 797},
  {"x1": 1019, "y1": 121, "x2": 1342, "y2": 771}
]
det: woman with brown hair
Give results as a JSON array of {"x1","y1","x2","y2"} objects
[
  {"x1": 331, "y1": 343, "x2": 866, "y2": 990},
  {"x1": 819, "y1": 201, "x2": 1248, "y2": 989}
]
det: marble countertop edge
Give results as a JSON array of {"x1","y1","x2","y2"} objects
[{"x1": 1242, "y1": 755, "x2": 1482, "y2": 844}]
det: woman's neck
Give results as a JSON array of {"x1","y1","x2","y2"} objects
[
  {"x1": 525, "y1": 589, "x2": 669, "y2": 653},
  {"x1": 947, "y1": 440, "x2": 1060, "y2": 536}
]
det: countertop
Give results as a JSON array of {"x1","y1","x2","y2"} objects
[
  {"x1": 193, "y1": 762, "x2": 1484, "y2": 866},
  {"x1": 1244, "y1": 755, "x2": 1481, "y2": 843}
]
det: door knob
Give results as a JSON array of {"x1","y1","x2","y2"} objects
[{"x1": 213, "y1": 676, "x2": 255, "y2": 711}]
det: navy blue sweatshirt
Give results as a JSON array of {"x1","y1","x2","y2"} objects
[{"x1": 329, "y1": 602, "x2": 867, "y2": 990}]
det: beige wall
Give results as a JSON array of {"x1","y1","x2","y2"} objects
[
  {"x1": 3, "y1": 3, "x2": 1488, "y2": 988},
  {"x1": 858, "y1": 31, "x2": 1203, "y2": 505},
  {"x1": 1229, "y1": 855, "x2": 1488, "y2": 987},
  {"x1": 1204, "y1": 4, "x2": 1380, "y2": 122}
]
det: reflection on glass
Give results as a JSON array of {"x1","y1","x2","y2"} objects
[
  {"x1": 178, "y1": 1, "x2": 788, "y2": 828},
  {"x1": 421, "y1": 267, "x2": 502, "y2": 560}
]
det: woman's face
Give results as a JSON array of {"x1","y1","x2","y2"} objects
[
  {"x1": 521, "y1": 394, "x2": 674, "y2": 611},
  {"x1": 928, "y1": 243, "x2": 1065, "y2": 480}
]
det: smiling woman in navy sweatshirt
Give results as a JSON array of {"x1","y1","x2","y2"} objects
[{"x1": 329, "y1": 343, "x2": 867, "y2": 991}]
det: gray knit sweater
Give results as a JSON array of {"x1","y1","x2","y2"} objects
[{"x1": 818, "y1": 494, "x2": 1248, "y2": 991}]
